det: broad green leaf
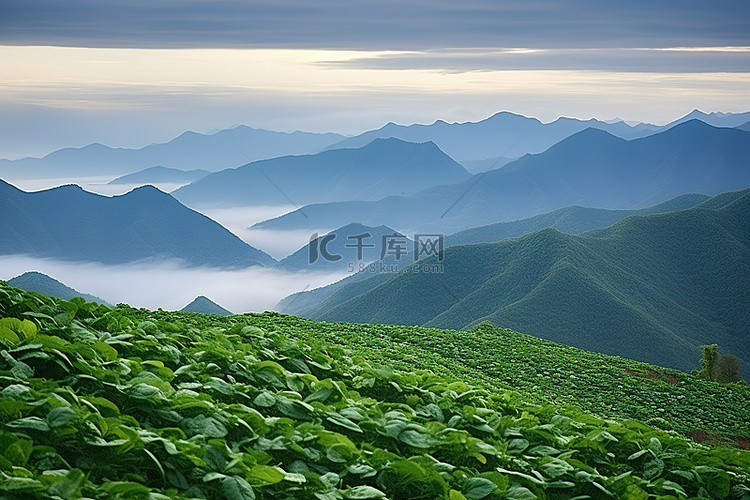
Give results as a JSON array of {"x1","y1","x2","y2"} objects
[
  {"x1": 253, "y1": 392, "x2": 276, "y2": 407},
  {"x1": 47, "y1": 407, "x2": 76, "y2": 428},
  {"x1": 462, "y1": 477, "x2": 498, "y2": 499},
  {"x1": 222, "y1": 476, "x2": 256, "y2": 500},
  {"x1": 644, "y1": 458, "x2": 665, "y2": 480},
  {"x1": 343, "y1": 485, "x2": 386, "y2": 499},
  {"x1": 5, "y1": 439, "x2": 32, "y2": 466},
  {"x1": 327, "y1": 413, "x2": 363, "y2": 433},
  {"x1": 0, "y1": 326, "x2": 19, "y2": 344},
  {"x1": 6, "y1": 416, "x2": 50, "y2": 432},
  {"x1": 47, "y1": 469, "x2": 85, "y2": 499},
  {"x1": 0, "y1": 477, "x2": 44, "y2": 492},
  {"x1": 247, "y1": 465, "x2": 285, "y2": 485},
  {"x1": 398, "y1": 428, "x2": 439, "y2": 448},
  {"x1": 100, "y1": 481, "x2": 151, "y2": 496},
  {"x1": 504, "y1": 485, "x2": 538, "y2": 500},
  {"x1": 506, "y1": 438, "x2": 529, "y2": 455}
]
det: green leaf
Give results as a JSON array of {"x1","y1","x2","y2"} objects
[
  {"x1": 100, "y1": 481, "x2": 151, "y2": 496},
  {"x1": 253, "y1": 392, "x2": 276, "y2": 407},
  {"x1": 6, "y1": 416, "x2": 50, "y2": 432},
  {"x1": 504, "y1": 485, "x2": 538, "y2": 500},
  {"x1": 0, "y1": 477, "x2": 44, "y2": 492},
  {"x1": 184, "y1": 415, "x2": 228, "y2": 438},
  {"x1": 5, "y1": 439, "x2": 32, "y2": 466},
  {"x1": 327, "y1": 413, "x2": 363, "y2": 433},
  {"x1": 644, "y1": 458, "x2": 665, "y2": 480},
  {"x1": 247, "y1": 465, "x2": 285, "y2": 486},
  {"x1": 222, "y1": 476, "x2": 256, "y2": 500},
  {"x1": 398, "y1": 428, "x2": 440, "y2": 448},
  {"x1": 627, "y1": 449, "x2": 651, "y2": 461},
  {"x1": 0, "y1": 327, "x2": 20, "y2": 344},
  {"x1": 47, "y1": 469, "x2": 85, "y2": 499},
  {"x1": 92, "y1": 341, "x2": 118, "y2": 361},
  {"x1": 47, "y1": 407, "x2": 76, "y2": 428},
  {"x1": 506, "y1": 438, "x2": 529, "y2": 455},
  {"x1": 343, "y1": 485, "x2": 387, "y2": 499},
  {"x1": 462, "y1": 477, "x2": 497, "y2": 499}
]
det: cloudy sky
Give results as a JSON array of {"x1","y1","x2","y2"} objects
[{"x1": 1, "y1": 0, "x2": 750, "y2": 158}]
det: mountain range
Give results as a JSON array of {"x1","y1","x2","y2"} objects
[
  {"x1": 0, "y1": 126, "x2": 345, "y2": 179},
  {"x1": 0, "y1": 179, "x2": 275, "y2": 267},
  {"x1": 172, "y1": 138, "x2": 471, "y2": 208},
  {"x1": 284, "y1": 188, "x2": 750, "y2": 376},
  {"x1": 107, "y1": 166, "x2": 209, "y2": 185},
  {"x1": 278, "y1": 192, "x2": 712, "y2": 315},
  {"x1": 6, "y1": 271, "x2": 109, "y2": 305},
  {"x1": 256, "y1": 120, "x2": 750, "y2": 234},
  {"x1": 322, "y1": 111, "x2": 661, "y2": 162}
]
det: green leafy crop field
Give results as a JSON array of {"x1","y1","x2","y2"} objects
[{"x1": 1, "y1": 282, "x2": 748, "y2": 499}]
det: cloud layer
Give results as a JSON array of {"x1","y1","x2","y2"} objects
[{"x1": 2, "y1": 0, "x2": 750, "y2": 50}]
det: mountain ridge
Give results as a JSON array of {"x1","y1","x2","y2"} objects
[
  {"x1": 0, "y1": 178, "x2": 275, "y2": 268},
  {"x1": 255, "y1": 120, "x2": 750, "y2": 234},
  {"x1": 173, "y1": 137, "x2": 471, "y2": 208},
  {"x1": 285, "y1": 188, "x2": 750, "y2": 377},
  {"x1": 6, "y1": 271, "x2": 110, "y2": 305},
  {"x1": 0, "y1": 126, "x2": 346, "y2": 179}
]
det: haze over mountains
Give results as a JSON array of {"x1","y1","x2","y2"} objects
[
  {"x1": 323, "y1": 111, "x2": 661, "y2": 161},
  {"x1": 108, "y1": 166, "x2": 209, "y2": 185},
  {"x1": 0, "y1": 179, "x2": 275, "y2": 268},
  {"x1": 256, "y1": 120, "x2": 750, "y2": 234},
  {"x1": 0, "y1": 108, "x2": 748, "y2": 377},
  {"x1": 287, "y1": 188, "x2": 750, "y2": 377},
  {"x1": 0, "y1": 126, "x2": 345, "y2": 179},
  {"x1": 445, "y1": 193, "x2": 710, "y2": 247},
  {"x1": 173, "y1": 138, "x2": 471, "y2": 208},
  {"x1": 4, "y1": 109, "x2": 747, "y2": 185}
]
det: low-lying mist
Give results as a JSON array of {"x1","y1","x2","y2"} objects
[
  {"x1": 196, "y1": 205, "x2": 333, "y2": 260},
  {"x1": 0, "y1": 255, "x2": 346, "y2": 314}
]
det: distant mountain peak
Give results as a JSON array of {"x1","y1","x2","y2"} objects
[
  {"x1": 180, "y1": 296, "x2": 233, "y2": 315},
  {"x1": 7, "y1": 271, "x2": 109, "y2": 305}
]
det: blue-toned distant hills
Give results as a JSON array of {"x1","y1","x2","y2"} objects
[
  {"x1": 0, "y1": 126, "x2": 345, "y2": 179},
  {"x1": 283, "y1": 188, "x2": 750, "y2": 377},
  {"x1": 256, "y1": 120, "x2": 750, "y2": 234},
  {"x1": 323, "y1": 111, "x2": 660, "y2": 161},
  {"x1": 324, "y1": 109, "x2": 750, "y2": 164},
  {"x1": 0, "y1": 179, "x2": 275, "y2": 268},
  {"x1": 107, "y1": 166, "x2": 210, "y2": 185},
  {"x1": 173, "y1": 138, "x2": 471, "y2": 207}
]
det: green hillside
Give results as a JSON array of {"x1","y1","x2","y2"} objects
[
  {"x1": 445, "y1": 193, "x2": 709, "y2": 247},
  {"x1": 0, "y1": 283, "x2": 749, "y2": 499},
  {"x1": 298, "y1": 188, "x2": 750, "y2": 377}
]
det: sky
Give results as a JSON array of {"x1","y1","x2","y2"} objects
[{"x1": 1, "y1": 0, "x2": 750, "y2": 158}]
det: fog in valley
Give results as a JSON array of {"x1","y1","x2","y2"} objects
[{"x1": 0, "y1": 254, "x2": 346, "y2": 313}]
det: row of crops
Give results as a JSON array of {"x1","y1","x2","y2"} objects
[{"x1": 0, "y1": 282, "x2": 749, "y2": 498}]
